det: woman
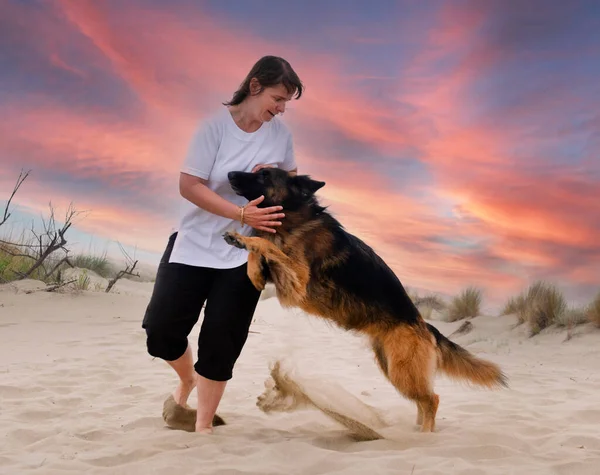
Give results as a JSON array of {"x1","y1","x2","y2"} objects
[{"x1": 142, "y1": 56, "x2": 303, "y2": 434}]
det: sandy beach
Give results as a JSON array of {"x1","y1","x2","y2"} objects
[{"x1": 1, "y1": 276, "x2": 599, "y2": 475}]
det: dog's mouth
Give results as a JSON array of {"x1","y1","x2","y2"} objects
[
  {"x1": 228, "y1": 180, "x2": 244, "y2": 197},
  {"x1": 230, "y1": 183, "x2": 242, "y2": 196}
]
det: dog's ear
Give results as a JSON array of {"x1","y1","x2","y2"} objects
[{"x1": 296, "y1": 175, "x2": 326, "y2": 195}]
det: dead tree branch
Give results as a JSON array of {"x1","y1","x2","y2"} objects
[
  {"x1": 1, "y1": 169, "x2": 30, "y2": 228},
  {"x1": 44, "y1": 256, "x2": 74, "y2": 280},
  {"x1": 18, "y1": 202, "x2": 81, "y2": 280},
  {"x1": 105, "y1": 242, "x2": 140, "y2": 293}
]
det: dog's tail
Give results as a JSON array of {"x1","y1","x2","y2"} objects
[{"x1": 426, "y1": 323, "x2": 508, "y2": 389}]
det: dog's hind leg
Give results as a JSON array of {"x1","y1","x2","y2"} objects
[
  {"x1": 381, "y1": 325, "x2": 440, "y2": 432},
  {"x1": 416, "y1": 402, "x2": 424, "y2": 426}
]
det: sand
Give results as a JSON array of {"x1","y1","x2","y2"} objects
[{"x1": 1, "y1": 277, "x2": 599, "y2": 475}]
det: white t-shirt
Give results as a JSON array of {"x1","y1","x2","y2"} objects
[{"x1": 169, "y1": 106, "x2": 297, "y2": 269}]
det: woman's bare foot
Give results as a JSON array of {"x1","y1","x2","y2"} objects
[
  {"x1": 173, "y1": 374, "x2": 197, "y2": 407},
  {"x1": 162, "y1": 394, "x2": 226, "y2": 432},
  {"x1": 195, "y1": 426, "x2": 214, "y2": 434}
]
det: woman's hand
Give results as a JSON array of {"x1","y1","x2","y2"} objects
[
  {"x1": 252, "y1": 163, "x2": 276, "y2": 173},
  {"x1": 241, "y1": 195, "x2": 285, "y2": 233}
]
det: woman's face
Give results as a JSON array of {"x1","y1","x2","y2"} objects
[{"x1": 249, "y1": 80, "x2": 293, "y2": 123}]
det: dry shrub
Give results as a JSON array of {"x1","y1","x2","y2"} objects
[
  {"x1": 520, "y1": 281, "x2": 566, "y2": 336},
  {"x1": 556, "y1": 306, "x2": 588, "y2": 327},
  {"x1": 501, "y1": 294, "x2": 528, "y2": 322},
  {"x1": 445, "y1": 287, "x2": 482, "y2": 322},
  {"x1": 407, "y1": 288, "x2": 446, "y2": 320},
  {"x1": 587, "y1": 292, "x2": 600, "y2": 327},
  {"x1": 71, "y1": 253, "x2": 111, "y2": 278},
  {"x1": 413, "y1": 294, "x2": 446, "y2": 312}
]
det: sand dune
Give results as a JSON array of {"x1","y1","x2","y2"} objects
[{"x1": 1, "y1": 279, "x2": 599, "y2": 475}]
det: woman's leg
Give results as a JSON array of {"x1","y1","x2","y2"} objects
[
  {"x1": 166, "y1": 343, "x2": 197, "y2": 406},
  {"x1": 142, "y1": 233, "x2": 214, "y2": 408},
  {"x1": 194, "y1": 262, "x2": 261, "y2": 432},
  {"x1": 194, "y1": 375, "x2": 227, "y2": 433}
]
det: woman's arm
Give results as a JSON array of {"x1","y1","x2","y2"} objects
[
  {"x1": 180, "y1": 172, "x2": 240, "y2": 220},
  {"x1": 179, "y1": 172, "x2": 285, "y2": 233}
]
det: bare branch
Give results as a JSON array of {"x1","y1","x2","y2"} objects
[
  {"x1": 105, "y1": 242, "x2": 140, "y2": 293},
  {"x1": 45, "y1": 256, "x2": 74, "y2": 279},
  {"x1": 17, "y1": 202, "x2": 80, "y2": 280},
  {"x1": 105, "y1": 260, "x2": 139, "y2": 293},
  {"x1": 0, "y1": 238, "x2": 38, "y2": 249},
  {"x1": 1, "y1": 169, "x2": 30, "y2": 228}
]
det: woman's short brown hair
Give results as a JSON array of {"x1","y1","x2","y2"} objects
[{"x1": 224, "y1": 56, "x2": 303, "y2": 106}]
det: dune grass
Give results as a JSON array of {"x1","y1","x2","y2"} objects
[
  {"x1": 406, "y1": 287, "x2": 446, "y2": 320},
  {"x1": 556, "y1": 306, "x2": 589, "y2": 328},
  {"x1": 522, "y1": 281, "x2": 566, "y2": 336},
  {"x1": 71, "y1": 253, "x2": 112, "y2": 278},
  {"x1": 74, "y1": 269, "x2": 92, "y2": 291},
  {"x1": 0, "y1": 241, "x2": 45, "y2": 282},
  {"x1": 444, "y1": 286, "x2": 482, "y2": 322},
  {"x1": 500, "y1": 294, "x2": 528, "y2": 322},
  {"x1": 587, "y1": 292, "x2": 600, "y2": 327},
  {"x1": 413, "y1": 294, "x2": 446, "y2": 312},
  {"x1": 501, "y1": 281, "x2": 584, "y2": 336}
]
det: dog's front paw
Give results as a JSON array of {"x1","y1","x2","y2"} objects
[{"x1": 223, "y1": 231, "x2": 246, "y2": 250}]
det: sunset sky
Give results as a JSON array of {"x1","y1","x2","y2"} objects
[{"x1": 1, "y1": 0, "x2": 599, "y2": 310}]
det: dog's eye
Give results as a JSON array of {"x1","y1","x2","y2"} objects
[{"x1": 258, "y1": 171, "x2": 270, "y2": 184}]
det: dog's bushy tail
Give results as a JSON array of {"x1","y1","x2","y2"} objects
[{"x1": 426, "y1": 323, "x2": 508, "y2": 389}]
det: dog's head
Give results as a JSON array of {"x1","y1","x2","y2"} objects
[{"x1": 228, "y1": 168, "x2": 325, "y2": 210}]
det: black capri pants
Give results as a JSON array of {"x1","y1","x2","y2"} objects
[{"x1": 142, "y1": 233, "x2": 261, "y2": 381}]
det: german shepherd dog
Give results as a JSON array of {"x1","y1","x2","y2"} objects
[{"x1": 224, "y1": 168, "x2": 507, "y2": 432}]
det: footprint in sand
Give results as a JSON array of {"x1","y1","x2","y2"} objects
[
  {"x1": 15, "y1": 409, "x2": 67, "y2": 422},
  {"x1": 47, "y1": 385, "x2": 79, "y2": 395},
  {"x1": 570, "y1": 409, "x2": 600, "y2": 424},
  {"x1": 97, "y1": 341, "x2": 121, "y2": 348},
  {"x1": 553, "y1": 461, "x2": 599, "y2": 475},
  {"x1": 52, "y1": 396, "x2": 84, "y2": 408},
  {"x1": 117, "y1": 385, "x2": 147, "y2": 395},
  {"x1": 83, "y1": 448, "x2": 161, "y2": 467},
  {"x1": 434, "y1": 443, "x2": 520, "y2": 461},
  {"x1": 74, "y1": 429, "x2": 115, "y2": 442},
  {"x1": 0, "y1": 385, "x2": 39, "y2": 398},
  {"x1": 560, "y1": 435, "x2": 600, "y2": 450},
  {"x1": 96, "y1": 370, "x2": 121, "y2": 383},
  {"x1": 50, "y1": 356, "x2": 87, "y2": 364},
  {"x1": 452, "y1": 403, "x2": 495, "y2": 414},
  {"x1": 6, "y1": 428, "x2": 56, "y2": 446},
  {"x1": 121, "y1": 416, "x2": 162, "y2": 431},
  {"x1": 58, "y1": 340, "x2": 82, "y2": 348}
]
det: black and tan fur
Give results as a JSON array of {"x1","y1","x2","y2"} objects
[{"x1": 224, "y1": 168, "x2": 507, "y2": 432}]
